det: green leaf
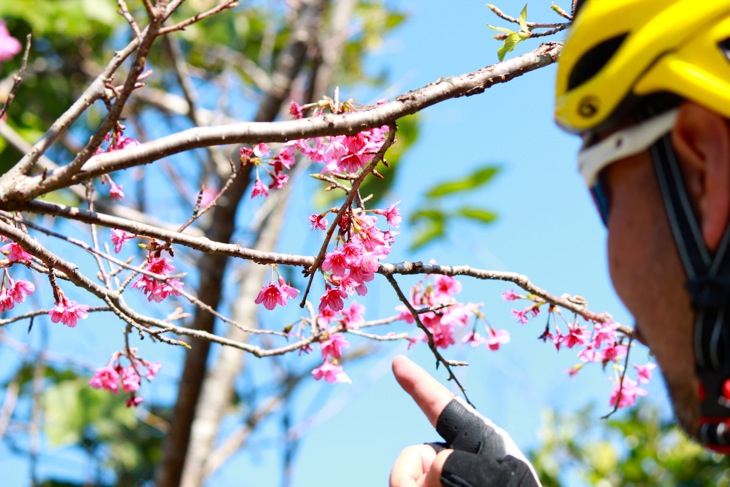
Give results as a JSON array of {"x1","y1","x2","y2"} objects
[
  {"x1": 425, "y1": 165, "x2": 500, "y2": 199},
  {"x1": 487, "y1": 24, "x2": 513, "y2": 34},
  {"x1": 409, "y1": 219, "x2": 445, "y2": 251},
  {"x1": 455, "y1": 207, "x2": 497, "y2": 224},
  {"x1": 497, "y1": 31, "x2": 524, "y2": 61},
  {"x1": 518, "y1": 4, "x2": 529, "y2": 32},
  {"x1": 409, "y1": 208, "x2": 446, "y2": 225}
]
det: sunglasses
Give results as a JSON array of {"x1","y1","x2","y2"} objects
[{"x1": 577, "y1": 108, "x2": 679, "y2": 225}]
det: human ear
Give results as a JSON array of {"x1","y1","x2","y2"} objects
[{"x1": 671, "y1": 102, "x2": 730, "y2": 252}]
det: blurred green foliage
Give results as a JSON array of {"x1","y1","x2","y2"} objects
[{"x1": 530, "y1": 403, "x2": 730, "y2": 486}]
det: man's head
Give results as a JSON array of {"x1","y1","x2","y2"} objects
[{"x1": 555, "y1": 0, "x2": 730, "y2": 452}]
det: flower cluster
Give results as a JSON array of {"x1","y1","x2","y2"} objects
[
  {"x1": 398, "y1": 274, "x2": 492, "y2": 350},
  {"x1": 240, "y1": 99, "x2": 388, "y2": 201},
  {"x1": 89, "y1": 350, "x2": 161, "y2": 407},
  {"x1": 132, "y1": 255, "x2": 183, "y2": 302},
  {"x1": 312, "y1": 332, "x2": 351, "y2": 383},
  {"x1": 0, "y1": 276, "x2": 35, "y2": 312},
  {"x1": 503, "y1": 289, "x2": 653, "y2": 409},
  {"x1": 50, "y1": 296, "x2": 90, "y2": 328}
]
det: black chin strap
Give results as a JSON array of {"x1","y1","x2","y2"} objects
[{"x1": 650, "y1": 122, "x2": 730, "y2": 449}]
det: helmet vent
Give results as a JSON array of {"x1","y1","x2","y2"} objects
[
  {"x1": 719, "y1": 37, "x2": 730, "y2": 62},
  {"x1": 567, "y1": 34, "x2": 628, "y2": 91}
]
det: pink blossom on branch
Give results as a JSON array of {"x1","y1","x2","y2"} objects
[
  {"x1": 6, "y1": 278, "x2": 34, "y2": 305},
  {"x1": 2, "y1": 242, "x2": 33, "y2": 262},
  {"x1": 320, "y1": 333, "x2": 350, "y2": 359},
  {"x1": 486, "y1": 328, "x2": 510, "y2": 351},
  {"x1": 319, "y1": 286, "x2": 347, "y2": 312},
  {"x1": 89, "y1": 366, "x2": 120, "y2": 394},
  {"x1": 312, "y1": 360, "x2": 351, "y2": 383},
  {"x1": 609, "y1": 376, "x2": 647, "y2": 409},
  {"x1": 309, "y1": 213, "x2": 328, "y2": 231},
  {"x1": 251, "y1": 178, "x2": 269, "y2": 198},
  {"x1": 0, "y1": 21, "x2": 21, "y2": 62},
  {"x1": 50, "y1": 298, "x2": 90, "y2": 328},
  {"x1": 254, "y1": 278, "x2": 299, "y2": 310},
  {"x1": 110, "y1": 229, "x2": 135, "y2": 253}
]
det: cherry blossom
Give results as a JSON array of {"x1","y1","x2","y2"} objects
[
  {"x1": 319, "y1": 286, "x2": 347, "y2": 312},
  {"x1": 320, "y1": 333, "x2": 349, "y2": 359},
  {"x1": 609, "y1": 376, "x2": 647, "y2": 409},
  {"x1": 311, "y1": 360, "x2": 351, "y2": 383},
  {"x1": 89, "y1": 366, "x2": 120, "y2": 394},
  {"x1": 111, "y1": 229, "x2": 135, "y2": 253},
  {"x1": 501, "y1": 289, "x2": 520, "y2": 301},
  {"x1": 108, "y1": 177, "x2": 125, "y2": 200},
  {"x1": 375, "y1": 202, "x2": 401, "y2": 228},
  {"x1": 50, "y1": 298, "x2": 90, "y2": 328},
  {"x1": 309, "y1": 214, "x2": 328, "y2": 230},
  {"x1": 0, "y1": 21, "x2": 21, "y2": 62},
  {"x1": 251, "y1": 178, "x2": 269, "y2": 198},
  {"x1": 121, "y1": 367, "x2": 141, "y2": 393},
  {"x1": 634, "y1": 363, "x2": 656, "y2": 384},
  {"x1": 6, "y1": 278, "x2": 34, "y2": 305},
  {"x1": 2, "y1": 242, "x2": 33, "y2": 262},
  {"x1": 486, "y1": 328, "x2": 510, "y2": 351}
]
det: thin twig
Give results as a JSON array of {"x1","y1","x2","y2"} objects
[
  {"x1": 0, "y1": 34, "x2": 32, "y2": 120},
  {"x1": 385, "y1": 274, "x2": 473, "y2": 406}
]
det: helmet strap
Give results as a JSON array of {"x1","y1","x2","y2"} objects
[{"x1": 647, "y1": 107, "x2": 730, "y2": 450}]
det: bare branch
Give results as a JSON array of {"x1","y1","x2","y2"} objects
[{"x1": 0, "y1": 42, "x2": 563, "y2": 205}]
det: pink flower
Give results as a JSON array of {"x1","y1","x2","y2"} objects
[
  {"x1": 255, "y1": 280, "x2": 298, "y2": 310},
  {"x1": 115, "y1": 137, "x2": 140, "y2": 151},
  {"x1": 272, "y1": 173, "x2": 289, "y2": 189},
  {"x1": 278, "y1": 278, "x2": 300, "y2": 300},
  {"x1": 6, "y1": 278, "x2": 34, "y2": 304},
  {"x1": 511, "y1": 308, "x2": 529, "y2": 324},
  {"x1": 111, "y1": 229, "x2": 135, "y2": 253},
  {"x1": 147, "y1": 279, "x2": 183, "y2": 302},
  {"x1": 322, "y1": 248, "x2": 348, "y2": 276},
  {"x1": 341, "y1": 301, "x2": 365, "y2": 328},
  {"x1": 145, "y1": 361, "x2": 161, "y2": 379},
  {"x1": 319, "y1": 286, "x2": 347, "y2": 312},
  {"x1": 592, "y1": 321, "x2": 618, "y2": 348},
  {"x1": 609, "y1": 377, "x2": 647, "y2": 409},
  {"x1": 312, "y1": 360, "x2": 351, "y2": 383},
  {"x1": 255, "y1": 283, "x2": 286, "y2": 310},
  {"x1": 486, "y1": 328, "x2": 510, "y2": 351},
  {"x1": 251, "y1": 179, "x2": 269, "y2": 198},
  {"x1": 601, "y1": 343, "x2": 627, "y2": 362},
  {"x1": 562, "y1": 324, "x2": 588, "y2": 349},
  {"x1": 433, "y1": 275, "x2": 462, "y2": 298},
  {"x1": 126, "y1": 395, "x2": 143, "y2": 408},
  {"x1": 0, "y1": 291, "x2": 13, "y2": 312},
  {"x1": 289, "y1": 101, "x2": 304, "y2": 119},
  {"x1": 50, "y1": 298, "x2": 90, "y2": 328},
  {"x1": 634, "y1": 363, "x2": 656, "y2": 384},
  {"x1": 462, "y1": 331, "x2": 486, "y2": 347},
  {"x1": 501, "y1": 290, "x2": 520, "y2": 301},
  {"x1": 0, "y1": 21, "x2": 21, "y2": 62},
  {"x1": 89, "y1": 366, "x2": 120, "y2": 393},
  {"x1": 253, "y1": 143, "x2": 270, "y2": 157},
  {"x1": 309, "y1": 214, "x2": 328, "y2": 231},
  {"x1": 376, "y1": 202, "x2": 402, "y2": 228},
  {"x1": 2, "y1": 242, "x2": 33, "y2": 262},
  {"x1": 108, "y1": 178, "x2": 124, "y2": 200},
  {"x1": 320, "y1": 333, "x2": 350, "y2": 359},
  {"x1": 121, "y1": 367, "x2": 141, "y2": 393}
]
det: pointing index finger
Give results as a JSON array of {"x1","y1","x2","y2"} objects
[{"x1": 392, "y1": 355, "x2": 455, "y2": 426}]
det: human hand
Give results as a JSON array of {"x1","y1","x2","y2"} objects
[{"x1": 389, "y1": 355, "x2": 541, "y2": 487}]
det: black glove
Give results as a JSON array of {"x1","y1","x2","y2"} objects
[{"x1": 427, "y1": 397, "x2": 541, "y2": 487}]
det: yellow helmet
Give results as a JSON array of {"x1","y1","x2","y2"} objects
[{"x1": 555, "y1": 0, "x2": 730, "y2": 134}]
